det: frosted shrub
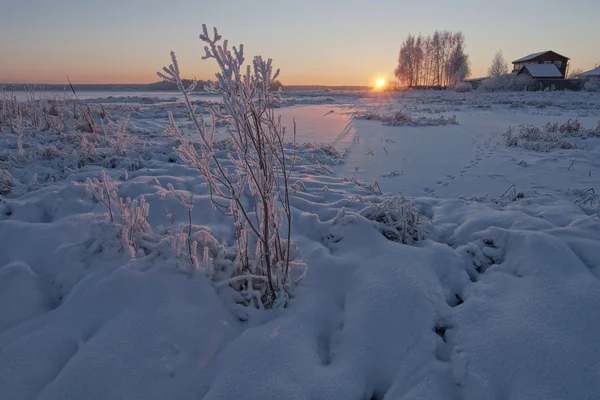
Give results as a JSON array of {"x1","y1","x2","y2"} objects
[
  {"x1": 479, "y1": 74, "x2": 536, "y2": 92},
  {"x1": 0, "y1": 169, "x2": 13, "y2": 196},
  {"x1": 454, "y1": 82, "x2": 472, "y2": 92},
  {"x1": 158, "y1": 25, "x2": 297, "y2": 308},
  {"x1": 86, "y1": 170, "x2": 150, "y2": 258},
  {"x1": 359, "y1": 196, "x2": 426, "y2": 244},
  {"x1": 583, "y1": 79, "x2": 600, "y2": 93}
]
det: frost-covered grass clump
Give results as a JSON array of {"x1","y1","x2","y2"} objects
[
  {"x1": 300, "y1": 142, "x2": 345, "y2": 165},
  {"x1": 354, "y1": 109, "x2": 458, "y2": 127},
  {"x1": 572, "y1": 187, "x2": 600, "y2": 216},
  {"x1": 503, "y1": 119, "x2": 600, "y2": 151},
  {"x1": 359, "y1": 196, "x2": 428, "y2": 244},
  {"x1": 0, "y1": 169, "x2": 13, "y2": 196}
]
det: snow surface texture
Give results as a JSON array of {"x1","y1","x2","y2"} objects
[{"x1": 1, "y1": 90, "x2": 600, "y2": 400}]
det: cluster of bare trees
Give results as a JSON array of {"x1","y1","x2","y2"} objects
[{"x1": 394, "y1": 31, "x2": 471, "y2": 88}]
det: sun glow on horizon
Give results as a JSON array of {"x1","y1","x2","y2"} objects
[{"x1": 375, "y1": 77, "x2": 386, "y2": 89}]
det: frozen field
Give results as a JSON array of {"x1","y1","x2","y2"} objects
[{"x1": 1, "y1": 89, "x2": 600, "y2": 400}]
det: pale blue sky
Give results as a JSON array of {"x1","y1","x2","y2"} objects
[{"x1": 1, "y1": 0, "x2": 598, "y2": 85}]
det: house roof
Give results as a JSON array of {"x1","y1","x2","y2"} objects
[
  {"x1": 521, "y1": 64, "x2": 563, "y2": 78},
  {"x1": 582, "y1": 66, "x2": 600, "y2": 77},
  {"x1": 512, "y1": 50, "x2": 570, "y2": 63}
]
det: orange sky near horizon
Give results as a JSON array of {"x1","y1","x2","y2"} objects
[{"x1": 1, "y1": 0, "x2": 599, "y2": 87}]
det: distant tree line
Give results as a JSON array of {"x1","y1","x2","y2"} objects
[
  {"x1": 151, "y1": 78, "x2": 284, "y2": 91},
  {"x1": 394, "y1": 31, "x2": 471, "y2": 88},
  {"x1": 148, "y1": 79, "x2": 209, "y2": 91},
  {"x1": 2, "y1": 79, "x2": 284, "y2": 92}
]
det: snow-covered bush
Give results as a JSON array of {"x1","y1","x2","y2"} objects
[
  {"x1": 454, "y1": 82, "x2": 472, "y2": 92},
  {"x1": 478, "y1": 74, "x2": 536, "y2": 92},
  {"x1": 583, "y1": 79, "x2": 600, "y2": 93},
  {"x1": 359, "y1": 196, "x2": 427, "y2": 244},
  {"x1": 158, "y1": 25, "x2": 297, "y2": 307}
]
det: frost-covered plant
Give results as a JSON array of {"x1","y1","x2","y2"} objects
[
  {"x1": 583, "y1": 79, "x2": 600, "y2": 93},
  {"x1": 86, "y1": 170, "x2": 150, "y2": 258},
  {"x1": 359, "y1": 196, "x2": 427, "y2": 244},
  {"x1": 365, "y1": 180, "x2": 383, "y2": 195},
  {"x1": 16, "y1": 130, "x2": 25, "y2": 158},
  {"x1": 116, "y1": 196, "x2": 150, "y2": 258},
  {"x1": 0, "y1": 169, "x2": 13, "y2": 196},
  {"x1": 86, "y1": 170, "x2": 118, "y2": 222},
  {"x1": 113, "y1": 114, "x2": 130, "y2": 156},
  {"x1": 37, "y1": 145, "x2": 66, "y2": 160},
  {"x1": 478, "y1": 74, "x2": 536, "y2": 92},
  {"x1": 158, "y1": 25, "x2": 296, "y2": 307},
  {"x1": 167, "y1": 183, "x2": 198, "y2": 268},
  {"x1": 454, "y1": 81, "x2": 472, "y2": 92},
  {"x1": 290, "y1": 180, "x2": 307, "y2": 192},
  {"x1": 573, "y1": 188, "x2": 599, "y2": 215},
  {"x1": 503, "y1": 119, "x2": 591, "y2": 151},
  {"x1": 354, "y1": 110, "x2": 458, "y2": 127},
  {"x1": 498, "y1": 184, "x2": 525, "y2": 202},
  {"x1": 301, "y1": 142, "x2": 345, "y2": 165},
  {"x1": 559, "y1": 119, "x2": 583, "y2": 134},
  {"x1": 78, "y1": 134, "x2": 98, "y2": 160}
]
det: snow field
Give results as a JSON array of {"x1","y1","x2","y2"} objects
[{"x1": 1, "y1": 90, "x2": 599, "y2": 400}]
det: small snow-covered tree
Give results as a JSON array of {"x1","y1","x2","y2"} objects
[
  {"x1": 488, "y1": 51, "x2": 509, "y2": 77},
  {"x1": 158, "y1": 25, "x2": 296, "y2": 307}
]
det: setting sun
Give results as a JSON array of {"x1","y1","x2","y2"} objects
[{"x1": 375, "y1": 77, "x2": 386, "y2": 89}]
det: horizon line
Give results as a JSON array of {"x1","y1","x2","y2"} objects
[{"x1": 0, "y1": 82, "x2": 373, "y2": 89}]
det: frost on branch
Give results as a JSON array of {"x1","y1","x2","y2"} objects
[{"x1": 158, "y1": 25, "x2": 298, "y2": 308}]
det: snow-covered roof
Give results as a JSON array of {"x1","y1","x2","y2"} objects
[
  {"x1": 512, "y1": 51, "x2": 569, "y2": 63},
  {"x1": 513, "y1": 51, "x2": 548, "y2": 63},
  {"x1": 582, "y1": 66, "x2": 600, "y2": 77},
  {"x1": 521, "y1": 64, "x2": 563, "y2": 78}
]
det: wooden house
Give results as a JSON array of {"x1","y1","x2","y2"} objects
[{"x1": 512, "y1": 51, "x2": 570, "y2": 78}]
